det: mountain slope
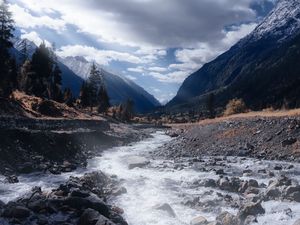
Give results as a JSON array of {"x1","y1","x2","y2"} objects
[
  {"x1": 61, "y1": 56, "x2": 161, "y2": 113},
  {"x1": 167, "y1": 0, "x2": 300, "y2": 112}
]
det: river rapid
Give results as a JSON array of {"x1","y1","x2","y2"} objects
[{"x1": 1, "y1": 131, "x2": 300, "y2": 225}]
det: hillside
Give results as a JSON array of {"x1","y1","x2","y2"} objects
[
  {"x1": 61, "y1": 56, "x2": 161, "y2": 113},
  {"x1": 167, "y1": 0, "x2": 300, "y2": 113}
]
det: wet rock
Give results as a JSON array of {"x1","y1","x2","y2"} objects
[
  {"x1": 17, "y1": 162, "x2": 35, "y2": 174},
  {"x1": 285, "y1": 185, "x2": 300, "y2": 202},
  {"x1": 274, "y1": 165, "x2": 282, "y2": 170},
  {"x1": 244, "y1": 215, "x2": 258, "y2": 225},
  {"x1": 112, "y1": 187, "x2": 127, "y2": 196},
  {"x1": 190, "y1": 216, "x2": 208, "y2": 225},
  {"x1": 282, "y1": 138, "x2": 297, "y2": 147},
  {"x1": 293, "y1": 219, "x2": 300, "y2": 225},
  {"x1": 78, "y1": 208, "x2": 101, "y2": 225},
  {"x1": 154, "y1": 203, "x2": 176, "y2": 217},
  {"x1": 216, "y1": 211, "x2": 239, "y2": 225},
  {"x1": 201, "y1": 179, "x2": 216, "y2": 188},
  {"x1": 265, "y1": 187, "x2": 281, "y2": 200},
  {"x1": 126, "y1": 156, "x2": 150, "y2": 169},
  {"x1": 70, "y1": 189, "x2": 90, "y2": 198},
  {"x1": 248, "y1": 179, "x2": 259, "y2": 188},
  {"x1": 216, "y1": 169, "x2": 225, "y2": 175},
  {"x1": 95, "y1": 215, "x2": 116, "y2": 225},
  {"x1": 4, "y1": 175, "x2": 19, "y2": 183},
  {"x1": 2, "y1": 205, "x2": 31, "y2": 218},
  {"x1": 238, "y1": 202, "x2": 265, "y2": 221},
  {"x1": 64, "y1": 196, "x2": 109, "y2": 217}
]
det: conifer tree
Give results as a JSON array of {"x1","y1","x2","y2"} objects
[
  {"x1": 0, "y1": 0, "x2": 15, "y2": 97},
  {"x1": 97, "y1": 85, "x2": 110, "y2": 113}
]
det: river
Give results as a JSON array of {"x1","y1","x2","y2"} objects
[{"x1": 1, "y1": 131, "x2": 300, "y2": 225}]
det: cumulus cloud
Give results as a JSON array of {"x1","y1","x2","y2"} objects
[
  {"x1": 9, "y1": 4, "x2": 66, "y2": 32},
  {"x1": 57, "y1": 45, "x2": 144, "y2": 66}
]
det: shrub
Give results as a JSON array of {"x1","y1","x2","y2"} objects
[{"x1": 223, "y1": 98, "x2": 247, "y2": 116}]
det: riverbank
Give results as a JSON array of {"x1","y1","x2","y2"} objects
[
  {"x1": 0, "y1": 115, "x2": 156, "y2": 179},
  {"x1": 160, "y1": 113, "x2": 300, "y2": 161}
]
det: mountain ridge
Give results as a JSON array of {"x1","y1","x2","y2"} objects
[{"x1": 167, "y1": 0, "x2": 300, "y2": 112}]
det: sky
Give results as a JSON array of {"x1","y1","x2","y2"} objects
[{"x1": 7, "y1": 0, "x2": 276, "y2": 104}]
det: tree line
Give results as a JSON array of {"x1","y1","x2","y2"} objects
[{"x1": 0, "y1": 0, "x2": 117, "y2": 115}]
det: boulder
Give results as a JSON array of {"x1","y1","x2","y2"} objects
[
  {"x1": 2, "y1": 206, "x2": 31, "y2": 218},
  {"x1": 154, "y1": 203, "x2": 176, "y2": 217},
  {"x1": 216, "y1": 211, "x2": 239, "y2": 225},
  {"x1": 95, "y1": 215, "x2": 116, "y2": 225},
  {"x1": 285, "y1": 185, "x2": 300, "y2": 202},
  {"x1": 126, "y1": 156, "x2": 150, "y2": 169},
  {"x1": 190, "y1": 216, "x2": 208, "y2": 225},
  {"x1": 282, "y1": 138, "x2": 297, "y2": 147},
  {"x1": 4, "y1": 175, "x2": 19, "y2": 184},
  {"x1": 112, "y1": 187, "x2": 127, "y2": 196},
  {"x1": 293, "y1": 219, "x2": 300, "y2": 225},
  {"x1": 78, "y1": 208, "x2": 101, "y2": 225},
  {"x1": 238, "y1": 202, "x2": 265, "y2": 221}
]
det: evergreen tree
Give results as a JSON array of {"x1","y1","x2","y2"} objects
[
  {"x1": 97, "y1": 85, "x2": 110, "y2": 113},
  {"x1": 31, "y1": 42, "x2": 53, "y2": 98},
  {"x1": 51, "y1": 63, "x2": 63, "y2": 102},
  {"x1": 88, "y1": 63, "x2": 102, "y2": 105},
  {"x1": 206, "y1": 93, "x2": 216, "y2": 119},
  {"x1": 80, "y1": 81, "x2": 91, "y2": 108},
  {"x1": 18, "y1": 59, "x2": 35, "y2": 93},
  {"x1": 63, "y1": 88, "x2": 74, "y2": 107},
  {"x1": 0, "y1": 0, "x2": 14, "y2": 97}
]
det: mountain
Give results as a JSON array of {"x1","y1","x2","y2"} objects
[
  {"x1": 12, "y1": 39, "x2": 84, "y2": 97},
  {"x1": 167, "y1": 0, "x2": 300, "y2": 112},
  {"x1": 61, "y1": 56, "x2": 161, "y2": 113},
  {"x1": 12, "y1": 39, "x2": 160, "y2": 113}
]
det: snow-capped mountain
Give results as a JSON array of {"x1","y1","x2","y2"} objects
[
  {"x1": 61, "y1": 56, "x2": 161, "y2": 113},
  {"x1": 167, "y1": 0, "x2": 300, "y2": 112},
  {"x1": 12, "y1": 39, "x2": 160, "y2": 113},
  {"x1": 249, "y1": 0, "x2": 300, "y2": 42}
]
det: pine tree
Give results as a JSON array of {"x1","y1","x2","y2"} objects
[
  {"x1": 97, "y1": 85, "x2": 110, "y2": 113},
  {"x1": 51, "y1": 63, "x2": 63, "y2": 102},
  {"x1": 80, "y1": 81, "x2": 91, "y2": 108},
  {"x1": 19, "y1": 39, "x2": 28, "y2": 63},
  {"x1": 0, "y1": 0, "x2": 15, "y2": 97},
  {"x1": 63, "y1": 88, "x2": 74, "y2": 107},
  {"x1": 88, "y1": 63, "x2": 102, "y2": 105},
  {"x1": 31, "y1": 42, "x2": 53, "y2": 98},
  {"x1": 18, "y1": 59, "x2": 35, "y2": 93}
]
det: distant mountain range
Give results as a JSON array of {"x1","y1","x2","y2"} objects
[
  {"x1": 167, "y1": 0, "x2": 300, "y2": 112},
  {"x1": 12, "y1": 39, "x2": 160, "y2": 113}
]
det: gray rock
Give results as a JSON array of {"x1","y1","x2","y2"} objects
[
  {"x1": 126, "y1": 156, "x2": 150, "y2": 169},
  {"x1": 154, "y1": 203, "x2": 176, "y2": 217},
  {"x1": 216, "y1": 211, "x2": 239, "y2": 225},
  {"x1": 190, "y1": 216, "x2": 208, "y2": 225},
  {"x1": 78, "y1": 208, "x2": 101, "y2": 225},
  {"x1": 238, "y1": 202, "x2": 265, "y2": 221},
  {"x1": 2, "y1": 206, "x2": 31, "y2": 218},
  {"x1": 95, "y1": 215, "x2": 116, "y2": 225}
]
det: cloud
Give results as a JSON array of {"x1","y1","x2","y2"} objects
[
  {"x1": 125, "y1": 75, "x2": 137, "y2": 81},
  {"x1": 148, "y1": 67, "x2": 168, "y2": 72},
  {"x1": 127, "y1": 67, "x2": 144, "y2": 73},
  {"x1": 13, "y1": 0, "x2": 259, "y2": 48},
  {"x1": 57, "y1": 45, "x2": 143, "y2": 66},
  {"x1": 9, "y1": 4, "x2": 66, "y2": 32}
]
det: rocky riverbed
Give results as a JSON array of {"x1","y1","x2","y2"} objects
[{"x1": 1, "y1": 115, "x2": 300, "y2": 225}]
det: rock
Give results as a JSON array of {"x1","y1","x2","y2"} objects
[
  {"x1": 112, "y1": 187, "x2": 127, "y2": 196},
  {"x1": 216, "y1": 211, "x2": 239, "y2": 225},
  {"x1": 2, "y1": 205, "x2": 31, "y2": 218},
  {"x1": 190, "y1": 216, "x2": 208, "y2": 225},
  {"x1": 274, "y1": 165, "x2": 282, "y2": 170},
  {"x1": 293, "y1": 219, "x2": 300, "y2": 225},
  {"x1": 64, "y1": 196, "x2": 109, "y2": 217},
  {"x1": 216, "y1": 169, "x2": 225, "y2": 175},
  {"x1": 282, "y1": 138, "x2": 297, "y2": 147},
  {"x1": 154, "y1": 203, "x2": 176, "y2": 217},
  {"x1": 95, "y1": 215, "x2": 116, "y2": 225},
  {"x1": 17, "y1": 162, "x2": 35, "y2": 174},
  {"x1": 70, "y1": 189, "x2": 90, "y2": 198},
  {"x1": 78, "y1": 208, "x2": 101, "y2": 225},
  {"x1": 4, "y1": 175, "x2": 19, "y2": 184},
  {"x1": 248, "y1": 179, "x2": 259, "y2": 188},
  {"x1": 244, "y1": 215, "x2": 258, "y2": 225},
  {"x1": 265, "y1": 187, "x2": 281, "y2": 200},
  {"x1": 238, "y1": 202, "x2": 265, "y2": 221},
  {"x1": 126, "y1": 156, "x2": 150, "y2": 169},
  {"x1": 201, "y1": 179, "x2": 216, "y2": 188}
]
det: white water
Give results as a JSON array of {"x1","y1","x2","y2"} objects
[{"x1": 1, "y1": 131, "x2": 300, "y2": 225}]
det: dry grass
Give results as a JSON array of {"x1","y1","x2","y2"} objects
[
  {"x1": 168, "y1": 109, "x2": 300, "y2": 129},
  {"x1": 10, "y1": 91, "x2": 105, "y2": 120}
]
